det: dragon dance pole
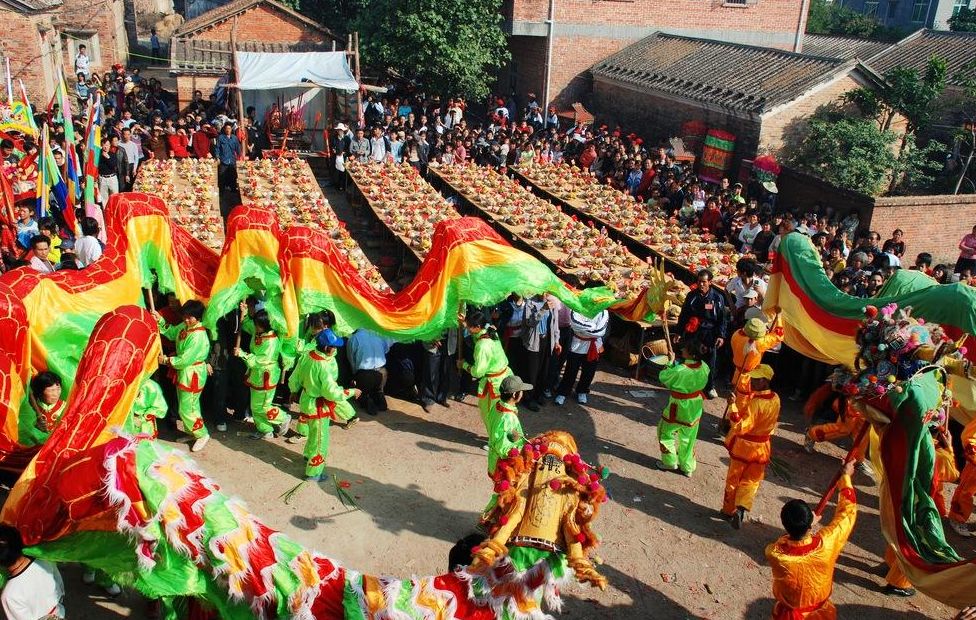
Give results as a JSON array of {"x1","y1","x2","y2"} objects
[{"x1": 814, "y1": 422, "x2": 871, "y2": 517}]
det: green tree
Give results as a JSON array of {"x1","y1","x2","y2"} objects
[
  {"x1": 952, "y1": 61, "x2": 976, "y2": 194},
  {"x1": 351, "y1": 0, "x2": 509, "y2": 99},
  {"x1": 807, "y1": 0, "x2": 880, "y2": 37},
  {"x1": 843, "y1": 56, "x2": 948, "y2": 191},
  {"x1": 949, "y1": 6, "x2": 976, "y2": 31},
  {"x1": 784, "y1": 109, "x2": 900, "y2": 196},
  {"x1": 285, "y1": 0, "x2": 369, "y2": 34}
]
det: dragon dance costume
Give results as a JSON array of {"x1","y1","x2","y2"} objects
[
  {"x1": 239, "y1": 317, "x2": 288, "y2": 435},
  {"x1": 158, "y1": 319, "x2": 210, "y2": 440},
  {"x1": 463, "y1": 333, "x2": 512, "y2": 432},
  {"x1": 765, "y1": 475, "x2": 857, "y2": 619},
  {"x1": 722, "y1": 384, "x2": 780, "y2": 515},
  {"x1": 656, "y1": 359, "x2": 710, "y2": 475},
  {"x1": 288, "y1": 347, "x2": 355, "y2": 479},
  {"x1": 125, "y1": 379, "x2": 167, "y2": 438}
]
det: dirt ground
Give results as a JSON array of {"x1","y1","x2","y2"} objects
[
  {"x1": 44, "y1": 181, "x2": 968, "y2": 619},
  {"x1": 58, "y1": 368, "x2": 962, "y2": 619}
]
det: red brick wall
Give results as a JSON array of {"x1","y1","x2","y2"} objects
[
  {"x1": 192, "y1": 5, "x2": 332, "y2": 44},
  {"x1": 176, "y1": 74, "x2": 221, "y2": 109},
  {"x1": 776, "y1": 166, "x2": 976, "y2": 263},
  {"x1": 60, "y1": 0, "x2": 128, "y2": 69},
  {"x1": 759, "y1": 73, "x2": 863, "y2": 154},
  {"x1": 549, "y1": 35, "x2": 622, "y2": 104},
  {"x1": 870, "y1": 196, "x2": 976, "y2": 264},
  {"x1": 3, "y1": 10, "x2": 59, "y2": 103},
  {"x1": 505, "y1": 36, "x2": 546, "y2": 100},
  {"x1": 514, "y1": 0, "x2": 804, "y2": 35}
]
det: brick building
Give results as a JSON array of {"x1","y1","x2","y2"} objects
[
  {"x1": 501, "y1": 0, "x2": 810, "y2": 106},
  {"x1": 1, "y1": 0, "x2": 63, "y2": 103},
  {"x1": 169, "y1": 0, "x2": 341, "y2": 108},
  {"x1": 589, "y1": 33, "x2": 883, "y2": 169},
  {"x1": 58, "y1": 0, "x2": 128, "y2": 79}
]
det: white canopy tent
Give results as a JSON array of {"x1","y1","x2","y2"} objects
[{"x1": 234, "y1": 51, "x2": 360, "y2": 152}]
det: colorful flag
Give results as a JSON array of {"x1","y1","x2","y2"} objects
[
  {"x1": 16, "y1": 80, "x2": 38, "y2": 137},
  {"x1": 35, "y1": 125, "x2": 69, "y2": 224},
  {"x1": 53, "y1": 75, "x2": 81, "y2": 233},
  {"x1": 83, "y1": 94, "x2": 101, "y2": 209}
]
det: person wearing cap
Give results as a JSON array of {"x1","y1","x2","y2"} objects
[
  {"x1": 722, "y1": 364, "x2": 780, "y2": 528},
  {"x1": 154, "y1": 300, "x2": 211, "y2": 453},
  {"x1": 728, "y1": 315, "x2": 783, "y2": 417},
  {"x1": 766, "y1": 458, "x2": 857, "y2": 620},
  {"x1": 234, "y1": 304, "x2": 289, "y2": 440},
  {"x1": 288, "y1": 329, "x2": 360, "y2": 482},
  {"x1": 656, "y1": 339, "x2": 710, "y2": 476},
  {"x1": 487, "y1": 375, "x2": 530, "y2": 475}
]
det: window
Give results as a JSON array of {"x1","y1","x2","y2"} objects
[
  {"x1": 952, "y1": 0, "x2": 970, "y2": 16},
  {"x1": 865, "y1": 0, "x2": 880, "y2": 16},
  {"x1": 887, "y1": 0, "x2": 899, "y2": 19},
  {"x1": 912, "y1": 0, "x2": 929, "y2": 21}
]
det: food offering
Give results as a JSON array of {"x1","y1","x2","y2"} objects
[
  {"x1": 238, "y1": 158, "x2": 388, "y2": 291},
  {"x1": 433, "y1": 162, "x2": 649, "y2": 297},
  {"x1": 133, "y1": 158, "x2": 223, "y2": 249},
  {"x1": 517, "y1": 161, "x2": 741, "y2": 285},
  {"x1": 347, "y1": 160, "x2": 460, "y2": 257}
]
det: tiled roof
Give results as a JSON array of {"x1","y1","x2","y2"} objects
[
  {"x1": 868, "y1": 29, "x2": 976, "y2": 86},
  {"x1": 171, "y1": 38, "x2": 331, "y2": 74},
  {"x1": 590, "y1": 33, "x2": 853, "y2": 115},
  {"x1": 0, "y1": 0, "x2": 62, "y2": 12},
  {"x1": 801, "y1": 34, "x2": 892, "y2": 61},
  {"x1": 174, "y1": 0, "x2": 337, "y2": 40}
]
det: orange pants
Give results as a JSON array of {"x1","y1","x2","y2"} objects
[
  {"x1": 885, "y1": 547, "x2": 912, "y2": 589},
  {"x1": 950, "y1": 462, "x2": 976, "y2": 523},
  {"x1": 722, "y1": 458, "x2": 766, "y2": 515},
  {"x1": 808, "y1": 418, "x2": 868, "y2": 461}
]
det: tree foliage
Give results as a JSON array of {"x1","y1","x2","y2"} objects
[
  {"x1": 351, "y1": 0, "x2": 510, "y2": 99},
  {"x1": 784, "y1": 108, "x2": 900, "y2": 196},
  {"x1": 805, "y1": 0, "x2": 904, "y2": 40},
  {"x1": 949, "y1": 7, "x2": 976, "y2": 32}
]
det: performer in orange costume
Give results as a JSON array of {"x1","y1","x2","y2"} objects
[
  {"x1": 803, "y1": 383, "x2": 870, "y2": 472},
  {"x1": 722, "y1": 364, "x2": 780, "y2": 529},
  {"x1": 766, "y1": 459, "x2": 857, "y2": 619},
  {"x1": 949, "y1": 415, "x2": 976, "y2": 538},
  {"x1": 729, "y1": 316, "x2": 783, "y2": 410}
]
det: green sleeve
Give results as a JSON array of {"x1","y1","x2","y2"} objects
[
  {"x1": 159, "y1": 321, "x2": 182, "y2": 342},
  {"x1": 491, "y1": 412, "x2": 524, "y2": 457},
  {"x1": 288, "y1": 354, "x2": 309, "y2": 393},
  {"x1": 658, "y1": 363, "x2": 681, "y2": 389},
  {"x1": 142, "y1": 380, "x2": 168, "y2": 420},
  {"x1": 241, "y1": 316, "x2": 255, "y2": 336},
  {"x1": 169, "y1": 331, "x2": 210, "y2": 369},
  {"x1": 318, "y1": 371, "x2": 350, "y2": 403},
  {"x1": 241, "y1": 336, "x2": 279, "y2": 371},
  {"x1": 468, "y1": 339, "x2": 492, "y2": 378}
]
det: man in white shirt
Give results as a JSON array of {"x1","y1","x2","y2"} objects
[
  {"x1": 726, "y1": 258, "x2": 767, "y2": 309},
  {"x1": 74, "y1": 44, "x2": 90, "y2": 78},
  {"x1": 554, "y1": 282, "x2": 609, "y2": 405},
  {"x1": 117, "y1": 128, "x2": 141, "y2": 189},
  {"x1": 74, "y1": 216, "x2": 103, "y2": 268},
  {"x1": 0, "y1": 525, "x2": 65, "y2": 620},
  {"x1": 368, "y1": 126, "x2": 388, "y2": 163}
]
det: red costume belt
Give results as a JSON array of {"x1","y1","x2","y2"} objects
[
  {"x1": 245, "y1": 370, "x2": 277, "y2": 391},
  {"x1": 670, "y1": 390, "x2": 702, "y2": 400},
  {"x1": 486, "y1": 367, "x2": 510, "y2": 379},
  {"x1": 170, "y1": 362, "x2": 206, "y2": 393},
  {"x1": 772, "y1": 592, "x2": 829, "y2": 619},
  {"x1": 662, "y1": 405, "x2": 701, "y2": 427},
  {"x1": 302, "y1": 398, "x2": 338, "y2": 421}
]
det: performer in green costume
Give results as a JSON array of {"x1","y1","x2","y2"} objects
[
  {"x1": 487, "y1": 375, "x2": 529, "y2": 475},
  {"x1": 460, "y1": 310, "x2": 512, "y2": 432},
  {"x1": 126, "y1": 379, "x2": 167, "y2": 438},
  {"x1": 288, "y1": 311, "x2": 336, "y2": 443},
  {"x1": 236, "y1": 306, "x2": 289, "y2": 439},
  {"x1": 288, "y1": 328, "x2": 359, "y2": 481},
  {"x1": 155, "y1": 300, "x2": 211, "y2": 452},
  {"x1": 656, "y1": 341, "x2": 710, "y2": 476}
]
